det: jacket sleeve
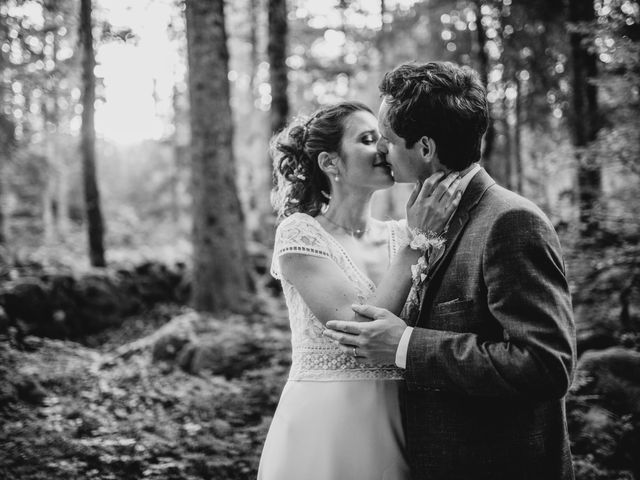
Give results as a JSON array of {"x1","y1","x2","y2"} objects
[{"x1": 404, "y1": 208, "x2": 576, "y2": 399}]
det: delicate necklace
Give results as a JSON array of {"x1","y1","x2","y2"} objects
[{"x1": 322, "y1": 215, "x2": 370, "y2": 237}]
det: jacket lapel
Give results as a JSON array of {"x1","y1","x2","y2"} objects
[{"x1": 419, "y1": 169, "x2": 495, "y2": 313}]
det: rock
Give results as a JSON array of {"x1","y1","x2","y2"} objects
[
  {"x1": 577, "y1": 347, "x2": 640, "y2": 414},
  {"x1": 0, "y1": 378, "x2": 18, "y2": 407},
  {"x1": 0, "y1": 305, "x2": 9, "y2": 336},
  {"x1": 14, "y1": 376, "x2": 47, "y2": 405},
  {"x1": 0, "y1": 277, "x2": 56, "y2": 337},
  {"x1": 152, "y1": 329, "x2": 194, "y2": 362},
  {"x1": 147, "y1": 311, "x2": 278, "y2": 378},
  {"x1": 577, "y1": 327, "x2": 618, "y2": 357},
  {"x1": 133, "y1": 261, "x2": 182, "y2": 304},
  {"x1": 187, "y1": 325, "x2": 274, "y2": 378},
  {"x1": 73, "y1": 273, "x2": 142, "y2": 334},
  {"x1": 0, "y1": 261, "x2": 190, "y2": 341}
]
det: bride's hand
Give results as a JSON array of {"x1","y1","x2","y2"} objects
[{"x1": 406, "y1": 172, "x2": 462, "y2": 235}]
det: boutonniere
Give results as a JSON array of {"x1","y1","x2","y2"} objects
[{"x1": 406, "y1": 228, "x2": 446, "y2": 313}]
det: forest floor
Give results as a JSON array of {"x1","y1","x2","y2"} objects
[
  {"x1": 1, "y1": 239, "x2": 639, "y2": 479},
  {"x1": 0, "y1": 298, "x2": 292, "y2": 480}
]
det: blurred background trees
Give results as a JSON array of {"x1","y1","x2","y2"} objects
[
  {"x1": 0, "y1": 0, "x2": 639, "y2": 477},
  {"x1": 0, "y1": 0, "x2": 637, "y2": 319}
]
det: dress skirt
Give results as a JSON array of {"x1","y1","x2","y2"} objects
[{"x1": 257, "y1": 379, "x2": 410, "y2": 480}]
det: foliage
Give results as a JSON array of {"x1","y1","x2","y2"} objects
[
  {"x1": 0, "y1": 0, "x2": 639, "y2": 477},
  {"x1": 0, "y1": 298, "x2": 290, "y2": 480}
]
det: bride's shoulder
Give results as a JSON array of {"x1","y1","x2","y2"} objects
[
  {"x1": 275, "y1": 213, "x2": 326, "y2": 243},
  {"x1": 276, "y1": 212, "x2": 319, "y2": 231}
]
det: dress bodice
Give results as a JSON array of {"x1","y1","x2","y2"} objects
[{"x1": 271, "y1": 212, "x2": 409, "y2": 381}]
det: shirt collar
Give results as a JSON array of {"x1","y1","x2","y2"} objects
[{"x1": 457, "y1": 163, "x2": 482, "y2": 196}]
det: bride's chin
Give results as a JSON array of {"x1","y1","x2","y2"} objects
[{"x1": 378, "y1": 176, "x2": 395, "y2": 188}]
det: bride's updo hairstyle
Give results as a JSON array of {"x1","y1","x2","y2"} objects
[{"x1": 271, "y1": 101, "x2": 374, "y2": 219}]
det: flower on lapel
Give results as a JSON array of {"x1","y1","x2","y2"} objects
[{"x1": 406, "y1": 228, "x2": 447, "y2": 314}]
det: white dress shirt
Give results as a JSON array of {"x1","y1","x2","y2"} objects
[{"x1": 395, "y1": 164, "x2": 482, "y2": 369}]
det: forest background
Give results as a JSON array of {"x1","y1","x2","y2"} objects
[{"x1": 1, "y1": 0, "x2": 639, "y2": 479}]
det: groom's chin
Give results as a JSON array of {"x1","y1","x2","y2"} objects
[{"x1": 392, "y1": 174, "x2": 415, "y2": 184}]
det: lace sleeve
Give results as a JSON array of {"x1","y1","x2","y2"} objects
[
  {"x1": 271, "y1": 213, "x2": 333, "y2": 279},
  {"x1": 388, "y1": 219, "x2": 411, "y2": 257}
]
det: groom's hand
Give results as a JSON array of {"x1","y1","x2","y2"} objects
[{"x1": 323, "y1": 304, "x2": 406, "y2": 366}]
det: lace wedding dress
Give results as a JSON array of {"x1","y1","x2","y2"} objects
[{"x1": 258, "y1": 212, "x2": 411, "y2": 480}]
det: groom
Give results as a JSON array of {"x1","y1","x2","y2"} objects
[{"x1": 324, "y1": 62, "x2": 576, "y2": 480}]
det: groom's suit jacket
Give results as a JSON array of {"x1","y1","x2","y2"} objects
[{"x1": 403, "y1": 168, "x2": 576, "y2": 480}]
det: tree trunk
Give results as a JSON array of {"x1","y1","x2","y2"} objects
[
  {"x1": 170, "y1": 82, "x2": 181, "y2": 224},
  {"x1": 256, "y1": 0, "x2": 289, "y2": 244},
  {"x1": 185, "y1": 0, "x2": 250, "y2": 313},
  {"x1": 268, "y1": 0, "x2": 288, "y2": 136},
  {"x1": 43, "y1": 0, "x2": 66, "y2": 240},
  {"x1": 0, "y1": 114, "x2": 13, "y2": 247},
  {"x1": 80, "y1": 0, "x2": 105, "y2": 266},
  {"x1": 568, "y1": 0, "x2": 601, "y2": 237},
  {"x1": 249, "y1": 0, "x2": 259, "y2": 95},
  {"x1": 514, "y1": 76, "x2": 523, "y2": 194},
  {"x1": 473, "y1": 1, "x2": 496, "y2": 169}
]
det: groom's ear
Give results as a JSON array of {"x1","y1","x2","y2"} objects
[
  {"x1": 418, "y1": 136, "x2": 436, "y2": 161},
  {"x1": 318, "y1": 151, "x2": 339, "y2": 175}
]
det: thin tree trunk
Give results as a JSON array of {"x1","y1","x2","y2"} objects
[
  {"x1": 514, "y1": 76, "x2": 523, "y2": 194},
  {"x1": 185, "y1": 0, "x2": 250, "y2": 313},
  {"x1": 502, "y1": 103, "x2": 513, "y2": 190},
  {"x1": 473, "y1": 0, "x2": 495, "y2": 168},
  {"x1": 568, "y1": 0, "x2": 601, "y2": 237},
  {"x1": 0, "y1": 114, "x2": 12, "y2": 247},
  {"x1": 170, "y1": 82, "x2": 181, "y2": 224},
  {"x1": 249, "y1": 0, "x2": 259, "y2": 95},
  {"x1": 43, "y1": 127, "x2": 55, "y2": 243},
  {"x1": 80, "y1": 0, "x2": 105, "y2": 266},
  {"x1": 268, "y1": 0, "x2": 288, "y2": 136},
  {"x1": 43, "y1": 0, "x2": 66, "y2": 239},
  {"x1": 258, "y1": 0, "x2": 289, "y2": 244},
  {"x1": 0, "y1": 50, "x2": 11, "y2": 246},
  {"x1": 52, "y1": 32, "x2": 69, "y2": 237},
  {"x1": 379, "y1": 0, "x2": 398, "y2": 218}
]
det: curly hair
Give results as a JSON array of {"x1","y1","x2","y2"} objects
[
  {"x1": 379, "y1": 61, "x2": 489, "y2": 171},
  {"x1": 271, "y1": 101, "x2": 374, "y2": 219}
]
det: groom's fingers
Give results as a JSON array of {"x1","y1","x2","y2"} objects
[
  {"x1": 351, "y1": 303, "x2": 389, "y2": 320},
  {"x1": 406, "y1": 180, "x2": 422, "y2": 209},
  {"x1": 417, "y1": 171, "x2": 446, "y2": 201},
  {"x1": 444, "y1": 189, "x2": 463, "y2": 219},
  {"x1": 439, "y1": 176, "x2": 462, "y2": 203},
  {"x1": 433, "y1": 173, "x2": 460, "y2": 201},
  {"x1": 336, "y1": 343, "x2": 368, "y2": 359},
  {"x1": 325, "y1": 320, "x2": 363, "y2": 334},
  {"x1": 323, "y1": 328, "x2": 363, "y2": 346}
]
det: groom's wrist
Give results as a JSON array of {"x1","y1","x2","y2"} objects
[{"x1": 395, "y1": 326, "x2": 414, "y2": 369}]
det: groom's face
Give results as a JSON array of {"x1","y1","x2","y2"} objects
[{"x1": 376, "y1": 99, "x2": 432, "y2": 183}]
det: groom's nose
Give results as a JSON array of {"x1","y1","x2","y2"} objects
[{"x1": 376, "y1": 137, "x2": 388, "y2": 154}]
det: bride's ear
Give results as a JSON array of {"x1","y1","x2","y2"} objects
[{"x1": 317, "y1": 151, "x2": 339, "y2": 176}]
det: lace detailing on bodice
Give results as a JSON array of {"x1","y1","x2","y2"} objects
[{"x1": 272, "y1": 213, "x2": 407, "y2": 381}]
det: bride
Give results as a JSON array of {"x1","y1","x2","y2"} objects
[{"x1": 258, "y1": 101, "x2": 461, "y2": 480}]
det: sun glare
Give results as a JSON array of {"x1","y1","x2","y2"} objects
[{"x1": 96, "y1": 0, "x2": 179, "y2": 145}]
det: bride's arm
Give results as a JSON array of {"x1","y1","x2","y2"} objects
[
  {"x1": 280, "y1": 174, "x2": 462, "y2": 324},
  {"x1": 280, "y1": 246, "x2": 421, "y2": 325}
]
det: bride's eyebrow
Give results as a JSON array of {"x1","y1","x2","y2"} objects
[{"x1": 358, "y1": 129, "x2": 378, "y2": 137}]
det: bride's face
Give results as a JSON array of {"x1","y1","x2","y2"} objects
[{"x1": 336, "y1": 110, "x2": 394, "y2": 191}]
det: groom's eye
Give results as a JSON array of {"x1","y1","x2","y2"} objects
[{"x1": 362, "y1": 134, "x2": 377, "y2": 144}]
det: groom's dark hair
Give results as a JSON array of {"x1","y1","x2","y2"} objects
[{"x1": 379, "y1": 61, "x2": 488, "y2": 171}]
